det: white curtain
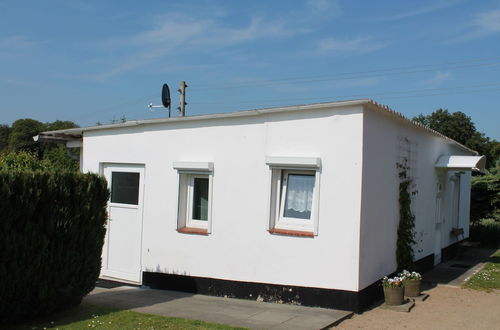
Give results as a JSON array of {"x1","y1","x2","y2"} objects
[{"x1": 284, "y1": 174, "x2": 314, "y2": 218}]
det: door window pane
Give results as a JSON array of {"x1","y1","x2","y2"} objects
[
  {"x1": 283, "y1": 174, "x2": 315, "y2": 219},
  {"x1": 192, "y1": 177, "x2": 209, "y2": 221},
  {"x1": 111, "y1": 172, "x2": 140, "y2": 205}
]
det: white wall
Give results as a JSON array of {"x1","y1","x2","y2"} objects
[
  {"x1": 358, "y1": 108, "x2": 475, "y2": 290},
  {"x1": 83, "y1": 106, "x2": 365, "y2": 291}
]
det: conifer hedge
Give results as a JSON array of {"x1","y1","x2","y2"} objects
[{"x1": 0, "y1": 170, "x2": 109, "y2": 323}]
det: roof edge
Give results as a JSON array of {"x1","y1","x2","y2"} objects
[
  {"x1": 363, "y1": 99, "x2": 478, "y2": 155},
  {"x1": 37, "y1": 99, "x2": 370, "y2": 139},
  {"x1": 36, "y1": 98, "x2": 479, "y2": 155}
]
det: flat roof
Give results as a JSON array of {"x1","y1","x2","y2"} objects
[{"x1": 36, "y1": 98, "x2": 477, "y2": 155}]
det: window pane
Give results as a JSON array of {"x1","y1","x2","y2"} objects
[
  {"x1": 192, "y1": 177, "x2": 209, "y2": 221},
  {"x1": 111, "y1": 172, "x2": 140, "y2": 205},
  {"x1": 283, "y1": 174, "x2": 315, "y2": 219}
]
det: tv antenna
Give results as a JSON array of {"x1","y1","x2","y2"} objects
[{"x1": 148, "y1": 83, "x2": 172, "y2": 117}]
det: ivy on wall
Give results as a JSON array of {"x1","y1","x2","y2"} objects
[{"x1": 396, "y1": 159, "x2": 417, "y2": 271}]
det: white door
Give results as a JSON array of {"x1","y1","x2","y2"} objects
[{"x1": 102, "y1": 164, "x2": 145, "y2": 283}]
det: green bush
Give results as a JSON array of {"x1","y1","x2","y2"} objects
[
  {"x1": 0, "y1": 150, "x2": 79, "y2": 172},
  {"x1": 471, "y1": 174, "x2": 499, "y2": 224},
  {"x1": 469, "y1": 219, "x2": 500, "y2": 248},
  {"x1": 0, "y1": 150, "x2": 51, "y2": 171},
  {"x1": 0, "y1": 170, "x2": 109, "y2": 324}
]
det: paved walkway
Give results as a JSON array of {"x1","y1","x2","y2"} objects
[
  {"x1": 84, "y1": 285, "x2": 352, "y2": 329},
  {"x1": 85, "y1": 248, "x2": 495, "y2": 329},
  {"x1": 422, "y1": 247, "x2": 495, "y2": 287}
]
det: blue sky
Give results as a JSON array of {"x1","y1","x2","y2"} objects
[{"x1": 0, "y1": 0, "x2": 499, "y2": 139}]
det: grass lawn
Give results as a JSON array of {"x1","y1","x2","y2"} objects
[
  {"x1": 6, "y1": 303, "x2": 246, "y2": 330},
  {"x1": 463, "y1": 249, "x2": 500, "y2": 292}
]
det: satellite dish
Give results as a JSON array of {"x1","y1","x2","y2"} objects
[
  {"x1": 162, "y1": 83, "x2": 171, "y2": 108},
  {"x1": 148, "y1": 83, "x2": 172, "y2": 117}
]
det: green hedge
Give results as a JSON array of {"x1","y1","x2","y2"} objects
[
  {"x1": 469, "y1": 219, "x2": 500, "y2": 248},
  {"x1": 471, "y1": 174, "x2": 499, "y2": 224},
  {"x1": 0, "y1": 170, "x2": 109, "y2": 324}
]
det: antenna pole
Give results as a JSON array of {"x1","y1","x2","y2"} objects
[{"x1": 178, "y1": 81, "x2": 187, "y2": 116}]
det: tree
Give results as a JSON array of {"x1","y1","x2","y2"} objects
[
  {"x1": 40, "y1": 120, "x2": 80, "y2": 172},
  {"x1": 0, "y1": 124, "x2": 11, "y2": 153},
  {"x1": 8, "y1": 119, "x2": 45, "y2": 154},
  {"x1": 44, "y1": 120, "x2": 79, "y2": 131},
  {"x1": 42, "y1": 145, "x2": 79, "y2": 172},
  {"x1": 413, "y1": 109, "x2": 499, "y2": 169}
]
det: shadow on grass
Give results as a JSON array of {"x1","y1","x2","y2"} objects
[
  {"x1": 4, "y1": 303, "x2": 118, "y2": 330},
  {"x1": 4, "y1": 279, "x2": 194, "y2": 329},
  {"x1": 487, "y1": 256, "x2": 500, "y2": 264}
]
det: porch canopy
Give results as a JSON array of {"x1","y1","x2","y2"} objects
[{"x1": 435, "y1": 155, "x2": 486, "y2": 173}]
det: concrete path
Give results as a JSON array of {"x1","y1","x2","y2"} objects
[
  {"x1": 423, "y1": 247, "x2": 496, "y2": 287},
  {"x1": 84, "y1": 285, "x2": 353, "y2": 330}
]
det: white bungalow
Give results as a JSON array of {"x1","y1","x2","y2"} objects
[{"x1": 37, "y1": 99, "x2": 485, "y2": 312}]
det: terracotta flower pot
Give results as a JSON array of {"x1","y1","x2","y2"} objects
[
  {"x1": 404, "y1": 279, "x2": 421, "y2": 297},
  {"x1": 383, "y1": 286, "x2": 405, "y2": 305}
]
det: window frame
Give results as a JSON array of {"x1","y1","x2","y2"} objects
[
  {"x1": 173, "y1": 162, "x2": 214, "y2": 234},
  {"x1": 185, "y1": 173, "x2": 210, "y2": 229},
  {"x1": 278, "y1": 169, "x2": 316, "y2": 225},
  {"x1": 266, "y1": 157, "x2": 321, "y2": 236}
]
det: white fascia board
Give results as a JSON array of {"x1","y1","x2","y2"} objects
[
  {"x1": 265, "y1": 156, "x2": 321, "y2": 168},
  {"x1": 173, "y1": 161, "x2": 214, "y2": 172},
  {"x1": 435, "y1": 155, "x2": 486, "y2": 173}
]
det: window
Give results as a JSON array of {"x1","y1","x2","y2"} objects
[
  {"x1": 110, "y1": 172, "x2": 140, "y2": 205},
  {"x1": 281, "y1": 171, "x2": 315, "y2": 220},
  {"x1": 187, "y1": 175, "x2": 209, "y2": 227},
  {"x1": 173, "y1": 162, "x2": 213, "y2": 234},
  {"x1": 266, "y1": 157, "x2": 321, "y2": 236}
]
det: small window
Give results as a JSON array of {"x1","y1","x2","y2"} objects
[
  {"x1": 281, "y1": 171, "x2": 315, "y2": 220},
  {"x1": 266, "y1": 157, "x2": 321, "y2": 237},
  {"x1": 173, "y1": 162, "x2": 214, "y2": 234},
  {"x1": 187, "y1": 175, "x2": 210, "y2": 226},
  {"x1": 110, "y1": 172, "x2": 140, "y2": 205}
]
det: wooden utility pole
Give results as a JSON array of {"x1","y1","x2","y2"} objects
[{"x1": 178, "y1": 81, "x2": 187, "y2": 116}]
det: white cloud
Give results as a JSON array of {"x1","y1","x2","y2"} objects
[
  {"x1": 0, "y1": 36, "x2": 39, "y2": 58},
  {"x1": 75, "y1": 1, "x2": 349, "y2": 81},
  {"x1": 317, "y1": 36, "x2": 389, "y2": 54},
  {"x1": 86, "y1": 13, "x2": 306, "y2": 81},
  {"x1": 454, "y1": 9, "x2": 500, "y2": 41},
  {"x1": 424, "y1": 71, "x2": 452, "y2": 86},
  {"x1": 306, "y1": 0, "x2": 342, "y2": 15},
  {"x1": 374, "y1": 0, "x2": 461, "y2": 22},
  {"x1": 127, "y1": 14, "x2": 295, "y2": 48}
]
